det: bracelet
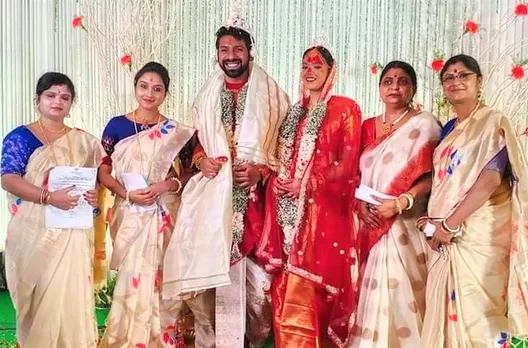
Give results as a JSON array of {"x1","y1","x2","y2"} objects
[
  {"x1": 442, "y1": 219, "x2": 462, "y2": 235},
  {"x1": 399, "y1": 192, "x2": 415, "y2": 211},
  {"x1": 194, "y1": 156, "x2": 206, "y2": 170},
  {"x1": 168, "y1": 177, "x2": 183, "y2": 194},
  {"x1": 39, "y1": 189, "x2": 51, "y2": 205},
  {"x1": 43, "y1": 190, "x2": 51, "y2": 205},
  {"x1": 39, "y1": 189, "x2": 46, "y2": 204},
  {"x1": 125, "y1": 191, "x2": 131, "y2": 205},
  {"x1": 395, "y1": 197, "x2": 403, "y2": 215}
]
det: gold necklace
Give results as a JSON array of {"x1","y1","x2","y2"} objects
[
  {"x1": 455, "y1": 102, "x2": 481, "y2": 126},
  {"x1": 132, "y1": 110, "x2": 162, "y2": 180},
  {"x1": 37, "y1": 120, "x2": 74, "y2": 165},
  {"x1": 381, "y1": 108, "x2": 410, "y2": 133},
  {"x1": 133, "y1": 110, "x2": 160, "y2": 130},
  {"x1": 39, "y1": 121, "x2": 66, "y2": 134}
]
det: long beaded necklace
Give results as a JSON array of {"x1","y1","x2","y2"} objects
[
  {"x1": 37, "y1": 119, "x2": 73, "y2": 165},
  {"x1": 132, "y1": 110, "x2": 162, "y2": 181}
]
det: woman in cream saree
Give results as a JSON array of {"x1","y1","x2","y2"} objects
[
  {"x1": 98, "y1": 62, "x2": 195, "y2": 348},
  {"x1": 349, "y1": 61, "x2": 441, "y2": 347},
  {"x1": 421, "y1": 55, "x2": 528, "y2": 347},
  {"x1": 2, "y1": 72, "x2": 103, "y2": 348}
]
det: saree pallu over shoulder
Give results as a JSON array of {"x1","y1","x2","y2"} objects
[
  {"x1": 424, "y1": 106, "x2": 528, "y2": 343},
  {"x1": 162, "y1": 64, "x2": 289, "y2": 298},
  {"x1": 5, "y1": 129, "x2": 104, "y2": 348},
  {"x1": 429, "y1": 107, "x2": 509, "y2": 218},
  {"x1": 258, "y1": 96, "x2": 362, "y2": 347}
]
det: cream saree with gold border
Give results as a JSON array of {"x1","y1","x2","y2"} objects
[
  {"x1": 421, "y1": 106, "x2": 528, "y2": 347},
  {"x1": 98, "y1": 120, "x2": 194, "y2": 348},
  {"x1": 5, "y1": 129, "x2": 104, "y2": 348}
]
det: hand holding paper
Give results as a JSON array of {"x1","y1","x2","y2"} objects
[
  {"x1": 120, "y1": 173, "x2": 158, "y2": 213},
  {"x1": 354, "y1": 184, "x2": 395, "y2": 205},
  {"x1": 45, "y1": 166, "x2": 97, "y2": 229}
]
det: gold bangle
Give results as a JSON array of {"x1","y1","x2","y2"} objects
[
  {"x1": 43, "y1": 190, "x2": 51, "y2": 205},
  {"x1": 39, "y1": 189, "x2": 46, "y2": 204},
  {"x1": 194, "y1": 156, "x2": 206, "y2": 170},
  {"x1": 395, "y1": 197, "x2": 403, "y2": 215},
  {"x1": 125, "y1": 191, "x2": 131, "y2": 205}
]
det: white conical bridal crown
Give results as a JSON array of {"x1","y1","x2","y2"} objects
[
  {"x1": 224, "y1": 13, "x2": 254, "y2": 39},
  {"x1": 309, "y1": 33, "x2": 334, "y2": 56},
  {"x1": 223, "y1": 0, "x2": 254, "y2": 38},
  {"x1": 221, "y1": 0, "x2": 256, "y2": 57}
]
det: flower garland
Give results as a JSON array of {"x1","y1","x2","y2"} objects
[
  {"x1": 277, "y1": 102, "x2": 327, "y2": 254},
  {"x1": 220, "y1": 84, "x2": 250, "y2": 262}
]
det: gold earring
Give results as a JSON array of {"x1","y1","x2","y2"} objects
[{"x1": 443, "y1": 95, "x2": 449, "y2": 104}]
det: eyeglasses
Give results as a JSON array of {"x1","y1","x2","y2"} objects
[{"x1": 442, "y1": 72, "x2": 476, "y2": 84}]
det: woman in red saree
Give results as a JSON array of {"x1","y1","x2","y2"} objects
[
  {"x1": 349, "y1": 61, "x2": 441, "y2": 347},
  {"x1": 257, "y1": 39, "x2": 362, "y2": 347}
]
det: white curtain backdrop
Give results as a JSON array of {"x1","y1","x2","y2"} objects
[{"x1": 0, "y1": 0, "x2": 527, "y2": 249}]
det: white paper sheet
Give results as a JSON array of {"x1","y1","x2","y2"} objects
[
  {"x1": 120, "y1": 173, "x2": 157, "y2": 213},
  {"x1": 45, "y1": 166, "x2": 97, "y2": 229},
  {"x1": 354, "y1": 184, "x2": 396, "y2": 205},
  {"x1": 423, "y1": 222, "x2": 437, "y2": 237}
]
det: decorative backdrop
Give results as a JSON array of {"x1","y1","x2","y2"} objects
[{"x1": 0, "y1": 0, "x2": 527, "y2": 249}]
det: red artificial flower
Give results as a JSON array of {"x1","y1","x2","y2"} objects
[
  {"x1": 72, "y1": 15, "x2": 84, "y2": 29},
  {"x1": 431, "y1": 58, "x2": 445, "y2": 72},
  {"x1": 520, "y1": 127, "x2": 528, "y2": 136},
  {"x1": 370, "y1": 64, "x2": 379, "y2": 75},
  {"x1": 464, "y1": 20, "x2": 479, "y2": 34},
  {"x1": 512, "y1": 65, "x2": 525, "y2": 79},
  {"x1": 120, "y1": 54, "x2": 132, "y2": 66},
  {"x1": 515, "y1": 3, "x2": 528, "y2": 16}
]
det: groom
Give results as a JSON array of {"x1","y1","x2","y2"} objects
[{"x1": 163, "y1": 12, "x2": 290, "y2": 348}]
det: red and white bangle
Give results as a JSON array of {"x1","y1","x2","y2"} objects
[{"x1": 399, "y1": 192, "x2": 415, "y2": 210}]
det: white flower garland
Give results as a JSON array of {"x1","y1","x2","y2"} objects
[
  {"x1": 220, "y1": 84, "x2": 250, "y2": 262},
  {"x1": 277, "y1": 102, "x2": 327, "y2": 254}
]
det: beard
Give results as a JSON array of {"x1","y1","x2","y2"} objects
[{"x1": 219, "y1": 59, "x2": 250, "y2": 79}]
